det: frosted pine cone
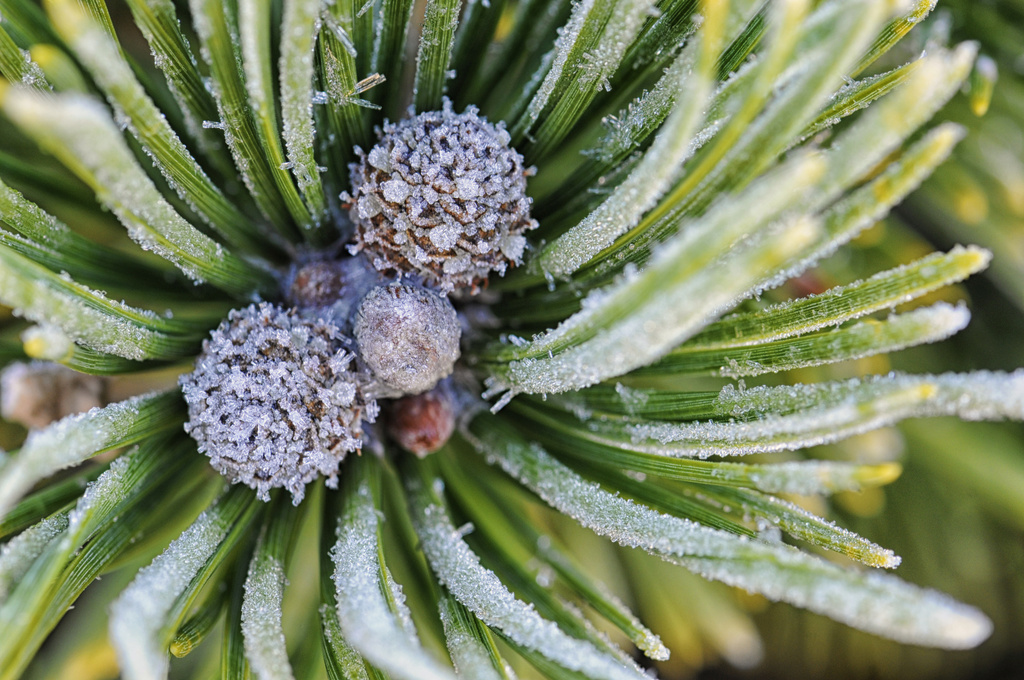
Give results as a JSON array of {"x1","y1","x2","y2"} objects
[
  {"x1": 347, "y1": 100, "x2": 537, "y2": 293},
  {"x1": 180, "y1": 303, "x2": 375, "y2": 504}
]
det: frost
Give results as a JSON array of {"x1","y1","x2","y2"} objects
[
  {"x1": 11, "y1": 46, "x2": 48, "y2": 90},
  {"x1": 574, "y1": 0, "x2": 659, "y2": 93},
  {"x1": 689, "y1": 245, "x2": 990, "y2": 350},
  {"x1": 735, "y1": 489, "x2": 900, "y2": 569},
  {"x1": 752, "y1": 45, "x2": 975, "y2": 297},
  {"x1": 0, "y1": 513, "x2": 68, "y2": 603},
  {"x1": 111, "y1": 495, "x2": 239, "y2": 680},
  {"x1": 588, "y1": 0, "x2": 760, "y2": 163},
  {"x1": 0, "y1": 392, "x2": 168, "y2": 518},
  {"x1": 473, "y1": 421, "x2": 992, "y2": 649},
  {"x1": 354, "y1": 73, "x2": 387, "y2": 96},
  {"x1": 711, "y1": 460, "x2": 897, "y2": 496},
  {"x1": 407, "y1": 475, "x2": 650, "y2": 680},
  {"x1": 438, "y1": 597, "x2": 510, "y2": 680},
  {"x1": 713, "y1": 302, "x2": 972, "y2": 378},
  {"x1": 689, "y1": 43, "x2": 975, "y2": 307},
  {"x1": 243, "y1": 552, "x2": 295, "y2": 680},
  {"x1": 56, "y1": 16, "x2": 245, "y2": 245},
  {"x1": 0, "y1": 178, "x2": 77, "y2": 252},
  {"x1": 0, "y1": 245, "x2": 187, "y2": 361},
  {"x1": 382, "y1": 178, "x2": 413, "y2": 203},
  {"x1": 190, "y1": 0, "x2": 291, "y2": 227},
  {"x1": 65, "y1": 451, "x2": 137, "y2": 540},
  {"x1": 279, "y1": 0, "x2": 327, "y2": 213},
  {"x1": 516, "y1": 0, "x2": 659, "y2": 149},
  {"x1": 331, "y1": 474, "x2": 456, "y2": 680},
  {"x1": 515, "y1": 0, "x2": 596, "y2": 135},
  {"x1": 319, "y1": 603, "x2": 371, "y2": 680},
  {"x1": 495, "y1": 177, "x2": 823, "y2": 395},
  {"x1": 816, "y1": 45, "x2": 976, "y2": 210},
  {"x1": 0, "y1": 446, "x2": 186, "y2": 678},
  {"x1": 354, "y1": 283, "x2": 461, "y2": 395},
  {"x1": 613, "y1": 383, "x2": 649, "y2": 417},
  {"x1": 505, "y1": 153, "x2": 822, "y2": 357},
  {"x1": 238, "y1": 0, "x2": 272, "y2": 110},
  {"x1": 413, "y1": 0, "x2": 463, "y2": 108},
  {"x1": 1, "y1": 88, "x2": 255, "y2": 295},
  {"x1": 535, "y1": 32, "x2": 708, "y2": 278},
  {"x1": 323, "y1": 12, "x2": 358, "y2": 57},
  {"x1": 120, "y1": 0, "x2": 221, "y2": 150},
  {"x1": 587, "y1": 371, "x2": 1024, "y2": 459}
]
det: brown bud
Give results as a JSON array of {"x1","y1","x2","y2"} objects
[
  {"x1": 0, "y1": 361, "x2": 106, "y2": 430},
  {"x1": 287, "y1": 259, "x2": 348, "y2": 309},
  {"x1": 386, "y1": 386, "x2": 455, "y2": 457}
]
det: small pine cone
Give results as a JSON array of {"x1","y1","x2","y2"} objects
[
  {"x1": 347, "y1": 100, "x2": 537, "y2": 293},
  {"x1": 354, "y1": 283, "x2": 461, "y2": 396},
  {"x1": 180, "y1": 303, "x2": 375, "y2": 504}
]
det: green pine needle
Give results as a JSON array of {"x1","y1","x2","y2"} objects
[{"x1": 0, "y1": 0, "x2": 1022, "y2": 678}]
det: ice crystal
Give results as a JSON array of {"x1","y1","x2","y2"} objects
[
  {"x1": 242, "y1": 553, "x2": 294, "y2": 680},
  {"x1": 331, "y1": 474, "x2": 457, "y2": 680},
  {"x1": 110, "y1": 494, "x2": 240, "y2": 680},
  {"x1": 409, "y1": 474, "x2": 649, "y2": 680},
  {"x1": 0, "y1": 513, "x2": 68, "y2": 602}
]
